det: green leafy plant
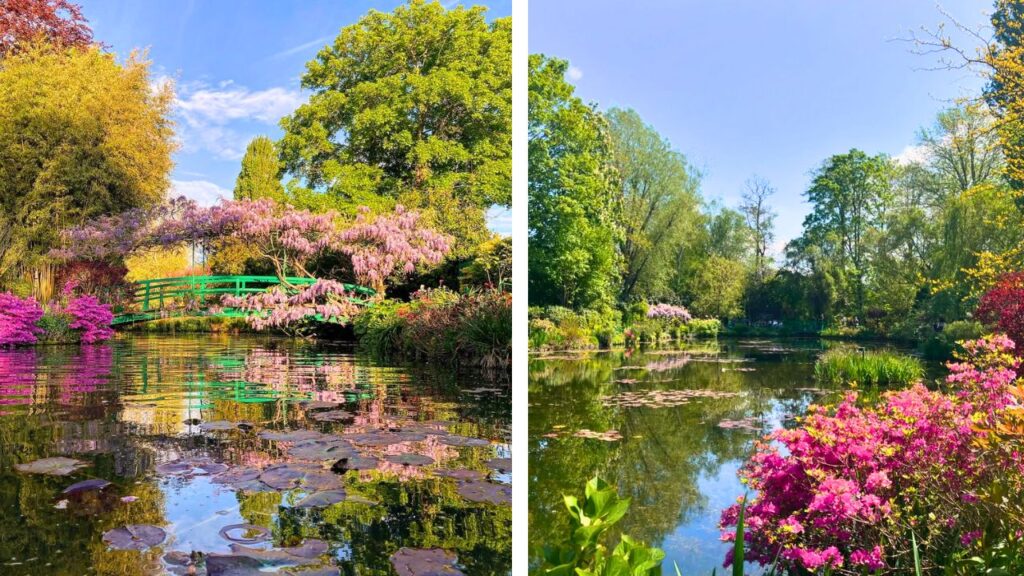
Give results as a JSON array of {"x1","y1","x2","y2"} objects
[
  {"x1": 539, "y1": 477, "x2": 665, "y2": 576},
  {"x1": 814, "y1": 348, "x2": 924, "y2": 386}
]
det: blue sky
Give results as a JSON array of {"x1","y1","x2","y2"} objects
[
  {"x1": 77, "y1": 0, "x2": 511, "y2": 234},
  {"x1": 530, "y1": 0, "x2": 992, "y2": 253}
]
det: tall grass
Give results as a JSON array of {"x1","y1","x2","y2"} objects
[{"x1": 814, "y1": 348, "x2": 924, "y2": 386}]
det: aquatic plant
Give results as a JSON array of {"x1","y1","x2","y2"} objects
[
  {"x1": 813, "y1": 348, "x2": 924, "y2": 386},
  {"x1": 0, "y1": 293, "x2": 44, "y2": 346},
  {"x1": 721, "y1": 336, "x2": 1021, "y2": 573}
]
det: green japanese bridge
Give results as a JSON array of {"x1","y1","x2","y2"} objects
[{"x1": 112, "y1": 275, "x2": 375, "y2": 326}]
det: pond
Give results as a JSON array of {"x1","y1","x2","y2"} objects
[
  {"x1": 528, "y1": 338, "x2": 936, "y2": 575},
  {"x1": 0, "y1": 334, "x2": 511, "y2": 576}
]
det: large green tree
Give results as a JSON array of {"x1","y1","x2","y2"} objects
[
  {"x1": 234, "y1": 136, "x2": 284, "y2": 202},
  {"x1": 528, "y1": 54, "x2": 619, "y2": 309},
  {"x1": 789, "y1": 149, "x2": 892, "y2": 318},
  {"x1": 0, "y1": 42, "x2": 175, "y2": 286},
  {"x1": 279, "y1": 0, "x2": 510, "y2": 256},
  {"x1": 605, "y1": 108, "x2": 702, "y2": 303}
]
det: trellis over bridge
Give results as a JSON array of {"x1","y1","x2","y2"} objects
[{"x1": 111, "y1": 275, "x2": 375, "y2": 326}]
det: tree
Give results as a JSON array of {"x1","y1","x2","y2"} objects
[
  {"x1": 605, "y1": 108, "x2": 702, "y2": 303},
  {"x1": 278, "y1": 0, "x2": 511, "y2": 256},
  {"x1": 234, "y1": 136, "x2": 284, "y2": 202},
  {"x1": 987, "y1": 0, "x2": 1024, "y2": 199},
  {"x1": 918, "y1": 102, "x2": 1002, "y2": 194},
  {"x1": 0, "y1": 0, "x2": 96, "y2": 57},
  {"x1": 687, "y1": 255, "x2": 746, "y2": 320},
  {"x1": 528, "y1": 54, "x2": 619, "y2": 309},
  {"x1": 0, "y1": 42, "x2": 175, "y2": 286},
  {"x1": 790, "y1": 149, "x2": 892, "y2": 318},
  {"x1": 739, "y1": 176, "x2": 776, "y2": 282}
]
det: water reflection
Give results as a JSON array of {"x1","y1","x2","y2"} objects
[
  {"x1": 528, "y1": 339, "x2": 869, "y2": 574},
  {"x1": 0, "y1": 335, "x2": 510, "y2": 575}
]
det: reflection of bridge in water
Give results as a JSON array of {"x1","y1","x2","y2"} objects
[{"x1": 112, "y1": 275, "x2": 375, "y2": 326}]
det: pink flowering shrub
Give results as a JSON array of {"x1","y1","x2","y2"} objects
[
  {"x1": 64, "y1": 294, "x2": 115, "y2": 343},
  {"x1": 646, "y1": 303, "x2": 692, "y2": 322},
  {"x1": 0, "y1": 293, "x2": 44, "y2": 346},
  {"x1": 721, "y1": 335, "x2": 1021, "y2": 573},
  {"x1": 222, "y1": 279, "x2": 360, "y2": 330}
]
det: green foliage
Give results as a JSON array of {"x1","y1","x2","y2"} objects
[
  {"x1": 921, "y1": 320, "x2": 985, "y2": 360},
  {"x1": 606, "y1": 108, "x2": 702, "y2": 302},
  {"x1": 460, "y1": 236, "x2": 512, "y2": 291},
  {"x1": 538, "y1": 477, "x2": 665, "y2": 576},
  {"x1": 528, "y1": 54, "x2": 620, "y2": 309},
  {"x1": 529, "y1": 306, "x2": 622, "y2": 350},
  {"x1": 814, "y1": 348, "x2": 925, "y2": 386},
  {"x1": 278, "y1": 0, "x2": 510, "y2": 256},
  {"x1": 36, "y1": 312, "x2": 75, "y2": 343},
  {"x1": 0, "y1": 41, "x2": 175, "y2": 285},
  {"x1": 354, "y1": 288, "x2": 511, "y2": 368},
  {"x1": 685, "y1": 256, "x2": 747, "y2": 321},
  {"x1": 234, "y1": 135, "x2": 284, "y2": 202},
  {"x1": 686, "y1": 318, "x2": 721, "y2": 338}
]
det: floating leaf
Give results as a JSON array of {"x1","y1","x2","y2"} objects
[
  {"x1": 295, "y1": 490, "x2": 347, "y2": 508},
  {"x1": 344, "y1": 431, "x2": 427, "y2": 446},
  {"x1": 259, "y1": 463, "x2": 344, "y2": 491},
  {"x1": 199, "y1": 420, "x2": 237, "y2": 431},
  {"x1": 384, "y1": 454, "x2": 434, "y2": 467},
  {"x1": 205, "y1": 554, "x2": 265, "y2": 576},
  {"x1": 218, "y1": 523, "x2": 271, "y2": 544},
  {"x1": 309, "y1": 410, "x2": 352, "y2": 422},
  {"x1": 212, "y1": 466, "x2": 263, "y2": 487},
  {"x1": 331, "y1": 456, "x2": 379, "y2": 473},
  {"x1": 260, "y1": 429, "x2": 324, "y2": 442},
  {"x1": 62, "y1": 478, "x2": 111, "y2": 495},
  {"x1": 156, "y1": 458, "x2": 228, "y2": 477},
  {"x1": 286, "y1": 438, "x2": 356, "y2": 461},
  {"x1": 102, "y1": 524, "x2": 167, "y2": 550},
  {"x1": 485, "y1": 458, "x2": 511, "y2": 472},
  {"x1": 434, "y1": 469, "x2": 486, "y2": 481},
  {"x1": 437, "y1": 435, "x2": 490, "y2": 448},
  {"x1": 456, "y1": 481, "x2": 511, "y2": 505},
  {"x1": 390, "y1": 547, "x2": 464, "y2": 576},
  {"x1": 14, "y1": 457, "x2": 87, "y2": 476}
]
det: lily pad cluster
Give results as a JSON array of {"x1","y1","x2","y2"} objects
[{"x1": 600, "y1": 388, "x2": 742, "y2": 409}]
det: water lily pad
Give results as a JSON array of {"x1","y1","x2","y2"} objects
[
  {"x1": 260, "y1": 429, "x2": 324, "y2": 442},
  {"x1": 62, "y1": 478, "x2": 111, "y2": 495},
  {"x1": 102, "y1": 524, "x2": 167, "y2": 550},
  {"x1": 218, "y1": 523, "x2": 271, "y2": 544},
  {"x1": 299, "y1": 400, "x2": 338, "y2": 410},
  {"x1": 14, "y1": 457, "x2": 87, "y2": 476},
  {"x1": 259, "y1": 463, "x2": 343, "y2": 491},
  {"x1": 330, "y1": 455, "x2": 379, "y2": 472},
  {"x1": 344, "y1": 431, "x2": 427, "y2": 447},
  {"x1": 309, "y1": 410, "x2": 352, "y2": 422},
  {"x1": 163, "y1": 551, "x2": 192, "y2": 566},
  {"x1": 286, "y1": 438, "x2": 356, "y2": 461},
  {"x1": 383, "y1": 454, "x2": 434, "y2": 467},
  {"x1": 212, "y1": 466, "x2": 262, "y2": 486},
  {"x1": 283, "y1": 539, "x2": 329, "y2": 559},
  {"x1": 390, "y1": 547, "x2": 464, "y2": 576},
  {"x1": 485, "y1": 458, "x2": 511, "y2": 472},
  {"x1": 295, "y1": 490, "x2": 347, "y2": 508},
  {"x1": 206, "y1": 554, "x2": 265, "y2": 576},
  {"x1": 456, "y1": 481, "x2": 511, "y2": 505},
  {"x1": 156, "y1": 458, "x2": 228, "y2": 477},
  {"x1": 199, "y1": 420, "x2": 237, "y2": 431},
  {"x1": 284, "y1": 568, "x2": 341, "y2": 576},
  {"x1": 437, "y1": 435, "x2": 490, "y2": 448},
  {"x1": 433, "y1": 469, "x2": 485, "y2": 481}
]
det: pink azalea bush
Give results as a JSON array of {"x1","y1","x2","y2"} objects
[
  {"x1": 646, "y1": 303, "x2": 692, "y2": 322},
  {"x1": 721, "y1": 335, "x2": 1021, "y2": 573},
  {"x1": 64, "y1": 294, "x2": 115, "y2": 343},
  {"x1": 0, "y1": 293, "x2": 44, "y2": 346}
]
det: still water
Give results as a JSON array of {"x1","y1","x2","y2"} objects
[
  {"x1": 528, "y1": 338, "x2": 930, "y2": 575},
  {"x1": 0, "y1": 334, "x2": 511, "y2": 575}
]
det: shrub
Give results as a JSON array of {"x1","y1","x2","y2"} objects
[
  {"x1": 687, "y1": 318, "x2": 721, "y2": 338},
  {"x1": 64, "y1": 294, "x2": 115, "y2": 343},
  {"x1": 646, "y1": 302, "x2": 692, "y2": 322},
  {"x1": 0, "y1": 292, "x2": 44, "y2": 346},
  {"x1": 814, "y1": 348, "x2": 924, "y2": 386},
  {"x1": 976, "y1": 271, "x2": 1024, "y2": 354},
  {"x1": 722, "y1": 336, "x2": 1019, "y2": 573},
  {"x1": 36, "y1": 312, "x2": 76, "y2": 344},
  {"x1": 352, "y1": 300, "x2": 404, "y2": 357},
  {"x1": 922, "y1": 319, "x2": 985, "y2": 360}
]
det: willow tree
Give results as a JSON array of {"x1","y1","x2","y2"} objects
[
  {"x1": 279, "y1": 0, "x2": 511, "y2": 257},
  {"x1": 0, "y1": 42, "x2": 175, "y2": 288},
  {"x1": 605, "y1": 108, "x2": 702, "y2": 303}
]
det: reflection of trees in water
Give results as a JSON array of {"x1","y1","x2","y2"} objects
[
  {"x1": 0, "y1": 335, "x2": 510, "y2": 574},
  {"x1": 528, "y1": 344, "x2": 821, "y2": 560}
]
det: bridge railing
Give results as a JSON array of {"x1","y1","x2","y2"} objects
[{"x1": 128, "y1": 275, "x2": 375, "y2": 313}]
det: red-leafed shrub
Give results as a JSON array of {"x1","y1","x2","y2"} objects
[{"x1": 976, "y1": 271, "x2": 1024, "y2": 354}]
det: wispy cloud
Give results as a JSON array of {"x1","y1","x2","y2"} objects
[
  {"x1": 174, "y1": 83, "x2": 304, "y2": 160},
  {"x1": 486, "y1": 205, "x2": 512, "y2": 236},
  {"x1": 268, "y1": 35, "x2": 335, "y2": 60},
  {"x1": 170, "y1": 179, "x2": 230, "y2": 206},
  {"x1": 893, "y1": 144, "x2": 930, "y2": 166},
  {"x1": 567, "y1": 66, "x2": 584, "y2": 82}
]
